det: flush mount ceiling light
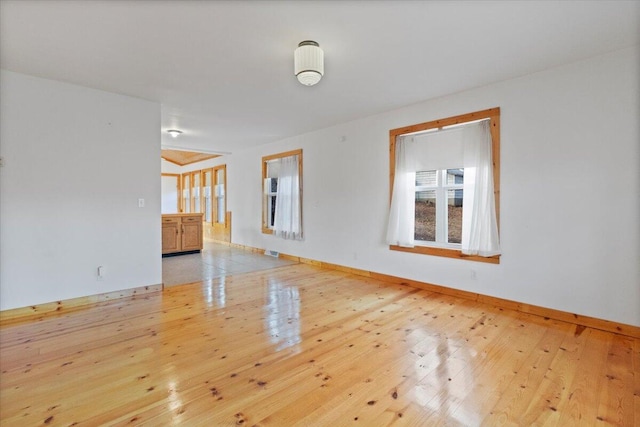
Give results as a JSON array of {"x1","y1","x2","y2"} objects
[
  {"x1": 294, "y1": 40, "x2": 324, "y2": 86},
  {"x1": 167, "y1": 129, "x2": 183, "y2": 138}
]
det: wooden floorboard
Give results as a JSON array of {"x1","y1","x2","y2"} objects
[{"x1": 0, "y1": 264, "x2": 637, "y2": 426}]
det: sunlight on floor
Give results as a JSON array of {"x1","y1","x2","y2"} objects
[{"x1": 162, "y1": 240, "x2": 297, "y2": 286}]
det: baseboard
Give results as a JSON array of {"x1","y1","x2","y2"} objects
[
  {"x1": 4, "y1": 244, "x2": 637, "y2": 339},
  {"x1": 162, "y1": 250, "x2": 201, "y2": 257},
  {"x1": 0, "y1": 284, "x2": 163, "y2": 325},
  {"x1": 278, "y1": 252, "x2": 640, "y2": 339},
  {"x1": 229, "y1": 242, "x2": 264, "y2": 253}
]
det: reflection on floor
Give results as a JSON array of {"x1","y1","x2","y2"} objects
[{"x1": 162, "y1": 240, "x2": 298, "y2": 286}]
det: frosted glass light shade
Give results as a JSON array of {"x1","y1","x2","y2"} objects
[{"x1": 294, "y1": 41, "x2": 324, "y2": 86}]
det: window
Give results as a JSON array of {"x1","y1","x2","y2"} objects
[
  {"x1": 262, "y1": 149, "x2": 303, "y2": 240},
  {"x1": 181, "y1": 171, "x2": 202, "y2": 214},
  {"x1": 213, "y1": 164, "x2": 227, "y2": 225},
  {"x1": 387, "y1": 108, "x2": 500, "y2": 263},
  {"x1": 182, "y1": 173, "x2": 191, "y2": 213},
  {"x1": 194, "y1": 165, "x2": 226, "y2": 226},
  {"x1": 202, "y1": 169, "x2": 213, "y2": 222},
  {"x1": 192, "y1": 171, "x2": 201, "y2": 213}
]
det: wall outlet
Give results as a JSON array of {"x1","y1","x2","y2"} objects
[
  {"x1": 97, "y1": 266, "x2": 105, "y2": 280},
  {"x1": 470, "y1": 269, "x2": 477, "y2": 280},
  {"x1": 138, "y1": 198, "x2": 145, "y2": 208}
]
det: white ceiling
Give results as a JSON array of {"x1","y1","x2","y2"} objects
[{"x1": 1, "y1": 1, "x2": 638, "y2": 155}]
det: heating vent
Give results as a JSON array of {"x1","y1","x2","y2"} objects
[{"x1": 264, "y1": 250, "x2": 279, "y2": 258}]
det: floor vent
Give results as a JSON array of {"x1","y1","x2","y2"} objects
[{"x1": 264, "y1": 249, "x2": 279, "y2": 258}]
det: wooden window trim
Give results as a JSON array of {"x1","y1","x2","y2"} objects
[
  {"x1": 181, "y1": 171, "x2": 200, "y2": 213},
  {"x1": 388, "y1": 107, "x2": 501, "y2": 264},
  {"x1": 213, "y1": 164, "x2": 227, "y2": 228},
  {"x1": 261, "y1": 149, "x2": 303, "y2": 234}
]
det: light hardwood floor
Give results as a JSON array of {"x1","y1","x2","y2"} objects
[{"x1": 1, "y1": 264, "x2": 638, "y2": 426}]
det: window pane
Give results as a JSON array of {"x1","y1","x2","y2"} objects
[
  {"x1": 183, "y1": 175, "x2": 191, "y2": 213},
  {"x1": 269, "y1": 195, "x2": 277, "y2": 227},
  {"x1": 193, "y1": 173, "x2": 200, "y2": 213},
  {"x1": 217, "y1": 196, "x2": 225, "y2": 223},
  {"x1": 447, "y1": 189, "x2": 463, "y2": 244},
  {"x1": 415, "y1": 190, "x2": 436, "y2": 241},
  {"x1": 203, "y1": 171, "x2": 212, "y2": 222},
  {"x1": 416, "y1": 170, "x2": 437, "y2": 187},
  {"x1": 446, "y1": 168, "x2": 464, "y2": 185},
  {"x1": 205, "y1": 190, "x2": 212, "y2": 222},
  {"x1": 214, "y1": 167, "x2": 225, "y2": 225}
]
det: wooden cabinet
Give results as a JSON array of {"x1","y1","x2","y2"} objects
[
  {"x1": 180, "y1": 215, "x2": 202, "y2": 251},
  {"x1": 162, "y1": 217, "x2": 180, "y2": 253},
  {"x1": 162, "y1": 214, "x2": 203, "y2": 255}
]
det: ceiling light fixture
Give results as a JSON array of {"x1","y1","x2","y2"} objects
[
  {"x1": 167, "y1": 129, "x2": 183, "y2": 138},
  {"x1": 294, "y1": 40, "x2": 324, "y2": 86}
]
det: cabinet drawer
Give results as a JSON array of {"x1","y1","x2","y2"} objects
[
  {"x1": 182, "y1": 216, "x2": 201, "y2": 223},
  {"x1": 162, "y1": 217, "x2": 179, "y2": 224}
]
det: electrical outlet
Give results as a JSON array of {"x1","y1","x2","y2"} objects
[
  {"x1": 97, "y1": 266, "x2": 105, "y2": 280},
  {"x1": 470, "y1": 269, "x2": 477, "y2": 280},
  {"x1": 138, "y1": 198, "x2": 145, "y2": 208}
]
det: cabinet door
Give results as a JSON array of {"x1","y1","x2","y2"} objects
[
  {"x1": 162, "y1": 222, "x2": 180, "y2": 254},
  {"x1": 181, "y1": 216, "x2": 202, "y2": 251}
]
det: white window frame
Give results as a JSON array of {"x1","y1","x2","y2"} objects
[{"x1": 415, "y1": 169, "x2": 464, "y2": 248}]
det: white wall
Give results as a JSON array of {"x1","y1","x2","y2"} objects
[
  {"x1": 161, "y1": 175, "x2": 180, "y2": 214},
  {"x1": 0, "y1": 70, "x2": 162, "y2": 310},
  {"x1": 161, "y1": 158, "x2": 183, "y2": 174},
  {"x1": 207, "y1": 47, "x2": 640, "y2": 326}
]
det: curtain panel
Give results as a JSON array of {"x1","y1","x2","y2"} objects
[
  {"x1": 461, "y1": 121, "x2": 500, "y2": 256},
  {"x1": 386, "y1": 135, "x2": 416, "y2": 247},
  {"x1": 274, "y1": 154, "x2": 303, "y2": 240}
]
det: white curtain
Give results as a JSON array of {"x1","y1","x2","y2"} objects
[
  {"x1": 274, "y1": 154, "x2": 303, "y2": 240},
  {"x1": 461, "y1": 121, "x2": 500, "y2": 256},
  {"x1": 386, "y1": 136, "x2": 416, "y2": 247}
]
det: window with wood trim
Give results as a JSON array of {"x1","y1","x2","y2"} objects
[
  {"x1": 387, "y1": 108, "x2": 501, "y2": 264},
  {"x1": 213, "y1": 164, "x2": 227, "y2": 226},
  {"x1": 262, "y1": 149, "x2": 303, "y2": 239},
  {"x1": 181, "y1": 171, "x2": 202, "y2": 213},
  {"x1": 181, "y1": 172, "x2": 191, "y2": 213},
  {"x1": 202, "y1": 169, "x2": 213, "y2": 222},
  {"x1": 181, "y1": 166, "x2": 227, "y2": 225}
]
